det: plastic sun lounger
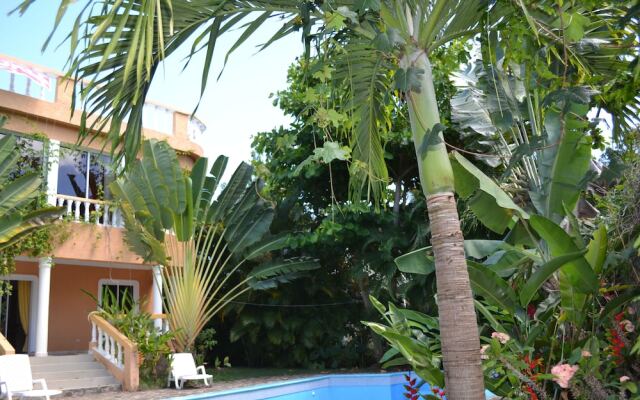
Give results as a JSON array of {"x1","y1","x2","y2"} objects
[
  {"x1": 168, "y1": 353, "x2": 213, "y2": 390},
  {"x1": 0, "y1": 354, "x2": 62, "y2": 400}
]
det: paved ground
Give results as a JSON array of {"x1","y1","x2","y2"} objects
[{"x1": 73, "y1": 374, "x2": 315, "y2": 399}]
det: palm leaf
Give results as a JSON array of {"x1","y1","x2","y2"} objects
[{"x1": 333, "y1": 40, "x2": 393, "y2": 203}]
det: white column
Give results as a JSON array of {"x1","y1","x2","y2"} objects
[
  {"x1": 28, "y1": 278, "x2": 39, "y2": 354},
  {"x1": 46, "y1": 140, "x2": 60, "y2": 206},
  {"x1": 35, "y1": 258, "x2": 53, "y2": 357},
  {"x1": 152, "y1": 265, "x2": 163, "y2": 330}
]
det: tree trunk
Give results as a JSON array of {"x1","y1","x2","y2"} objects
[
  {"x1": 427, "y1": 193, "x2": 484, "y2": 398},
  {"x1": 403, "y1": 50, "x2": 485, "y2": 399}
]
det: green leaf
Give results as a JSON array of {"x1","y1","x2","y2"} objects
[
  {"x1": 394, "y1": 67, "x2": 424, "y2": 93},
  {"x1": 464, "y1": 240, "x2": 502, "y2": 259},
  {"x1": 355, "y1": 0, "x2": 381, "y2": 12},
  {"x1": 325, "y1": 11, "x2": 346, "y2": 31},
  {"x1": 314, "y1": 141, "x2": 351, "y2": 163},
  {"x1": 243, "y1": 234, "x2": 290, "y2": 260},
  {"x1": 473, "y1": 300, "x2": 507, "y2": 334},
  {"x1": 562, "y1": 12, "x2": 590, "y2": 42},
  {"x1": 248, "y1": 258, "x2": 320, "y2": 281},
  {"x1": 585, "y1": 225, "x2": 607, "y2": 274},
  {"x1": 600, "y1": 288, "x2": 640, "y2": 322},
  {"x1": 530, "y1": 215, "x2": 598, "y2": 325},
  {"x1": 529, "y1": 215, "x2": 598, "y2": 293},
  {"x1": 468, "y1": 261, "x2": 519, "y2": 314},
  {"x1": 0, "y1": 207, "x2": 63, "y2": 249},
  {"x1": 0, "y1": 173, "x2": 41, "y2": 214},
  {"x1": 451, "y1": 152, "x2": 528, "y2": 233},
  {"x1": 519, "y1": 250, "x2": 587, "y2": 307},
  {"x1": 369, "y1": 295, "x2": 387, "y2": 316},
  {"x1": 538, "y1": 101, "x2": 592, "y2": 220},
  {"x1": 394, "y1": 247, "x2": 435, "y2": 275},
  {"x1": 332, "y1": 40, "x2": 391, "y2": 204},
  {"x1": 0, "y1": 135, "x2": 19, "y2": 182},
  {"x1": 379, "y1": 347, "x2": 400, "y2": 364}
]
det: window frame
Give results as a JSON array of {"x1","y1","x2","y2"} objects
[
  {"x1": 97, "y1": 279, "x2": 140, "y2": 312},
  {"x1": 57, "y1": 145, "x2": 114, "y2": 201}
]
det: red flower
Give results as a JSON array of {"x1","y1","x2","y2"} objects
[
  {"x1": 524, "y1": 385, "x2": 538, "y2": 400},
  {"x1": 527, "y1": 304, "x2": 536, "y2": 319}
]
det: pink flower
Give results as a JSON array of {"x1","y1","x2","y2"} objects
[
  {"x1": 620, "y1": 376, "x2": 630, "y2": 383},
  {"x1": 480, "y1": 345, "x2": 490, "y2": 360},
  {"x1": 621, "y1": 320, "x2": 635, "y2": 332},
  {"x1": 491, "y1": 332, "x2": 510, "y2": 344},
  {"x1": 581, "y1": 350, "x2": 591, "y2": 357},
  {"x1": 551, "y1": 364, "x2": 579, "y2": 389}
]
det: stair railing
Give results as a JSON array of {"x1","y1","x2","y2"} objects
[{"x1": 88, "y1": 313, "x2": 139, "y2": 391}]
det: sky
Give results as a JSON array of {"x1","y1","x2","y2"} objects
[{"x1": 0, "y1": 1, "x2": 302, "y2": 169}]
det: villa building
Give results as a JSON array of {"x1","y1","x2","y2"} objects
[{"x1": 0, "y1": 53, "x2": 205, "y2": 358}]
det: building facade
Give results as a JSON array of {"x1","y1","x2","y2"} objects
[{"x1": 0, "y1": 54, "x2": 204, "y2": 356}]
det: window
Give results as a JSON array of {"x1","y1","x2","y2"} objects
[
  {"x1": 57, "y1": 147, "x2": 113, "y2": 200},
  {"x1": 98, "y1": 279, "x2": 139, "y2": 313}
]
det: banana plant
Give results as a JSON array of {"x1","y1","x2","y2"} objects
[
  {"x1": 110, "y1": 140, "x2": 319, "y2": 351},
  {"x1": 0, "y1": 129, "x2": 63, "y2": 250}
]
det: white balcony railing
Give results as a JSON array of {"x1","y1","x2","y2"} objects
[
  {"x1": 142, "y1": 103, "x2": 174, "y2": 135},
  {"x1": 188, "y1": 116, "x2": 206, "y2": 142},
  {"x1": 54, "y1": 194, "x2": 123, "y2": 228},
  {"x1": 0, "y1": 56, "x2": 57, "y2": 102}
]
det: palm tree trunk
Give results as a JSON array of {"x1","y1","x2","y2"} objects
[{"x1": 404, "y1": 51, "x2": 484, "y2": 399}]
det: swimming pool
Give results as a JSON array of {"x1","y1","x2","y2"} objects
[{"x1": 170, "y1": 372, "x2": 494, "y2": 400}]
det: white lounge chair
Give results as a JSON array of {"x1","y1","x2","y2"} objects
[
  {"x1": 0, "y1": 354, "x2": 62, "y2": 400},
  {"x1": 167, "y1": 353, "x2": 212, "y2": 389}
]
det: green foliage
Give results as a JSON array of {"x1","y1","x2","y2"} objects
[
  {"x1": 224, "y1": 42, "x2": 482, "y2": 369},
  {"x1": 0, "y1": 123, "x2": 63, "y2": 289},
  {"x1": 451, "y1": 152, "x2": 529, "y2": 234},
  {"x1": 363, "y1": 296, "x2": 444, "y2": 387},
  {"x1": 365, "y1": 2, "x2": 640, "y2": 395},
  {"x1": 193, "y1": 327, "x2": 218, "y2": 367},
  {"x1": 111, "y1": 139, "x2": 318, "y2": 352},
  {"x1": 0, "y1": 134, "x2": 61, "y2": 251}
]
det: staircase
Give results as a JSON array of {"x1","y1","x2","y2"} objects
[{"x1": 30, "y1": 354, "x2": 121, "y2": 396}]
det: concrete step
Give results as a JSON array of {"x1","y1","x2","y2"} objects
[
  {"x1": 30, "y1": 354, "x2": 121, "y2": 395},
  {"x1": 31, "y1": 361, "x2": 106, "y2": 373},
  {"x1": 47, "y1": 375, "x2": 120, "y2": 390},
  {"x1": 30, "y1": 354, "x2": 94, "y2": 365},
  {"x1": 32, "y1": 367, "x2": 113, "y2": 380}
]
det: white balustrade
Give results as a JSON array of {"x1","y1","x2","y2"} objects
[
  {"x1": 188, "y1": 116, "x2": 206, "y2": 142},
  {"x1": 90, "y1": 319, "x2": 125, "y2": 370},
  {"x1": 142, "y1": 102, "x2": 174, "y2": 135},
  {"x1": 0, "y1": 69, "x2": 56, "y2": 102},
  {"x1": 54, "y1": 194, "x2": 123, "y2": 228}
]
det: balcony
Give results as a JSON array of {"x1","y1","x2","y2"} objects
[
  {"x1": 0, "y1": 54, "x2": 205, "y2": 160},
  {"x1": 54, "y1": 194, "x2": 123, "y2": 228}
]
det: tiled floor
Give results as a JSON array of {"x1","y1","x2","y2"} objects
[{"x1": 74, "y1": 374, "x2": 314, "y2": 399}]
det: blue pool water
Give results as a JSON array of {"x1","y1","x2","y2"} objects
[{"x1": 171, "y1": 372, "x2": 495, "y2": 400}]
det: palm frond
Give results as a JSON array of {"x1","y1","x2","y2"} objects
[
  {"x1": 16, "y1": 0, "x2": 329, "y2": 165},
  {"x1": 333, "y1": 40, "x2": 393, "y2": 203}
]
